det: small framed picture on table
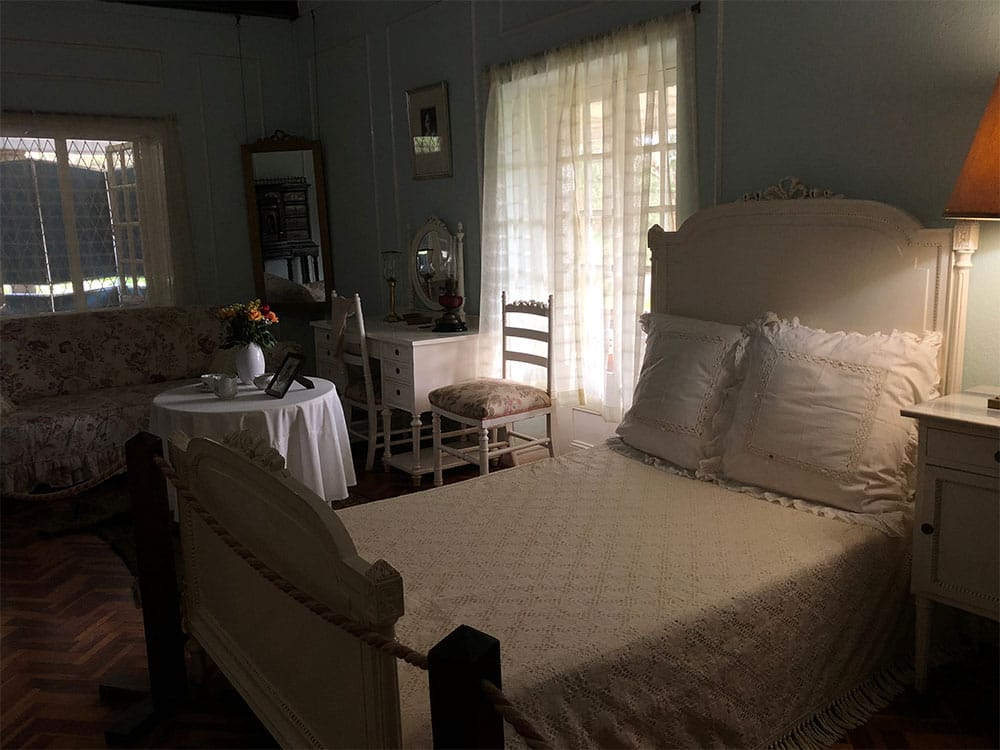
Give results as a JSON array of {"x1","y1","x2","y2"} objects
[{"x1": 266, "y1": 353, "x2": 306, "y2": 398}]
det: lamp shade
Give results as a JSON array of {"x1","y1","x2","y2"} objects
[{"x1": 944, "y1": 75, "x2": 1000, "y2": 220}]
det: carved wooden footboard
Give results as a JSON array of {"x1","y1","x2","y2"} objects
[{"x1": 126, "y1": 430, "x2": 520, "y2": 749}]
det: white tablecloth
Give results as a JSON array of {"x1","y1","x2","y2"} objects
[{"x1": 150, "y1": 377, "x2": 356, "y2": 504}]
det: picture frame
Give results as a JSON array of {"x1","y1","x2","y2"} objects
[
  {"x1": 266, "y1": 352, "x2": 306, "y2": 398},
  {"x1": 406, "y1": 81, "x2": 452, "y2": 180}
]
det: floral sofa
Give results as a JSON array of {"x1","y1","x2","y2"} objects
[{"x1": 0, "y1": 305, "x2": 297, "y2": 498}]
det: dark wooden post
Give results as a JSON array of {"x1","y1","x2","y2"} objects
[
  {"x1": 428, "y1": 624, "x2": 504, "y2": 749},
  {"x1": 104, "y1": 432, "x2": 187, "y2": 745},
  {"x1": 126, "y1": 431, "x2": 186, "y2": 707}
]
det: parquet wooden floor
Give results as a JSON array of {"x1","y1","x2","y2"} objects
[{"x1": 2, "y1": 450, "x2": 997, "y2": 749}]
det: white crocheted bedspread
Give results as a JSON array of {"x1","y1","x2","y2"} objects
[{"x1": 338, "y1": 443, "x2": 911, "y2": 749}]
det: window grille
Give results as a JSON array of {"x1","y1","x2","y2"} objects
[{"x1": 0, "y1": 115, "x2": 177, "y2": 316}]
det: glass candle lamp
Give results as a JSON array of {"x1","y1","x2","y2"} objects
[{"x1": 381, "y1": 250, "x2": 403, "y2": 323}]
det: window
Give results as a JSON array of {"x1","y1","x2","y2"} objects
[
  {"x1": 0, "y1": 114, "x2": 181, "y2": 316},
  {"x1": 480, "y1": 11, "x2": 698, "y2": 421}
]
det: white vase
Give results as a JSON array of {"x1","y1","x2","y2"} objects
[{"x1": 235, "y1": 343, "x2": 265, "y2": 385}]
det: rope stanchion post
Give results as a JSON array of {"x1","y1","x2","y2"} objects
[
  {"x1": 102, "y1": 432, "x2": 187, "y2": 746},
  {"x1": 125, "y1": 432, "x2": 186, "y2": 708},
  {"x1": 429, "y1": 625, "x2": 504, "y2": 749}
]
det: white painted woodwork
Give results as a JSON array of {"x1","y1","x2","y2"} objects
[
  {"x1": 649, "y1": 198, "x2": 962, "y2": 391},
  {"x1": 168, "y1": 432, "x2": 404, "y2": 748},
  {"x1": 312, "y1": 319, "x2": 479, "y2": 481},
  {"x1": 903, "y1": 388, "x2": 1000, "y2": 692},
  {"x1": 431, "y1": 294, "x2": 555, "y2": 485}
]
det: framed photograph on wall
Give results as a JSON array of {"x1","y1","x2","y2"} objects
[{"x1": 407, "y1": 81, "x2": 452, "y2": 180}]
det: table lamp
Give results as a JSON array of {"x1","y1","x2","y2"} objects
[
  {"x1": 381, "y1": 250, "x2": 403, "y2": 323},
  {"x1": 942, "y1": 74, "x2": 999, "y2": 396},
  {"x1": 945, "y1": 74, "x2": 1000, "y2": 227}
]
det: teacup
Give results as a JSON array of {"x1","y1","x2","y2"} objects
[
  {"x1": 213, "y1": 375, "x2": 240, "y2": 400},
  {"x1": 199, "y1": 373, "x2": 225, "y2": 391}
]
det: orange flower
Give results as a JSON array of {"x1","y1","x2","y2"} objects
[{"x1": 219, "y1": 298, "x2": 279, "y2": 349}]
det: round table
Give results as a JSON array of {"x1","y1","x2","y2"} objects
[{"x1": 150, "y1": 377, "x2": 356, "y2": 505}]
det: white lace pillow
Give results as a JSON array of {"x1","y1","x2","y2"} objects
[
  {"x1": 701, "y1": 316, "x2": 941, "y2": 518},
  {"x1": 616, "y1": 313, "x2": 745, "y2": 470}
]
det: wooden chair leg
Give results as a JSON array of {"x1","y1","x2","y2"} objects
[
  {"x1": 433, "y1": 412, "x2": 444, "y2": 486},
  {"x1": 478, "y1": 427, "x2": 490, "y2": 476},
  {"x1": 546, "y1": 413, "x2": 555, "y2": 458},
  {"x1": 365, "y1": 408, "x2": 378, "y2": 471},
  {"x1": 381, "y1": 406, "x2": 392, "y2": 471}
]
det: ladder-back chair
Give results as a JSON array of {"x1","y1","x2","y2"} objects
[
  {"x1": 332, "y1": 293, "x2": 410, "y2": 471},
  {"x1": 429, "y1": 292, "x2": 554, "y2": 485}
]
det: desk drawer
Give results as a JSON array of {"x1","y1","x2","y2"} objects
[
  {"x1": 383, "y1": 377, "x2": 414, "y2": 411},
  {"x1": 382, "y1": 343, "x2": 412, "y2": 365},
  {"x1": 383, "y1": 359, "x2": 413, "y2": 383},
  {"x1": 314, "y1": 330, "x2": 336, "y2": 359},
  {"x1": 925, "y1": 427, "x2": 1000, "y2": 477}
]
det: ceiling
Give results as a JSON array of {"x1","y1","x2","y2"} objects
[{"x1": 110, "y1": 1, "x2": 300, "y2": 20}]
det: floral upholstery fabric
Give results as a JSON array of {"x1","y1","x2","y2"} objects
[
  {"x1": 428, "y1": 377, "x2": 550, "y2": 420},
  {"x1": 1, "y1": 380, "x2": 195, "y2": 493},
  {"x1": 1, "y1": 305, "x2": 222, "y2": 403},
  {"x1": 0, "y1": 305, "x2": 300, "y2": 495}
]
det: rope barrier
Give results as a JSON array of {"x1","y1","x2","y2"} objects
[
  {"x1": 153, "y1": 454, "x2": 552, "y2": 750},
  {"x1": 2, "y1": 464, "x2": 124, "y2": 502}
]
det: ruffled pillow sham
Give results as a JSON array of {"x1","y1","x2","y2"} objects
[
  {"x1": 616, "y1": 313, "x2": 746, "y2": 471},
  {"x1": 700, "y1": 315, "x2": 941, "y2": 524}
]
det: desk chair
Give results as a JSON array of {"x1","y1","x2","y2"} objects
[
  {"x1": 429, "y1": 292, "x2": 554, "y2": 485},
  {"x1": 331, "y1": 293, "x2": 410, "y2": 471}
]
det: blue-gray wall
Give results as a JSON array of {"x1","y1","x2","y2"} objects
[
  {"x1": 302, "y1": 0, "x2": 998, "y2": 388},
  {"x1": 2, "y1": 0, "x2": 997, "y2": 387}
]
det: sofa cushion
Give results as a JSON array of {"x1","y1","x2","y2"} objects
[
  {"x1": 0, "y1": 305, "x2": 222, "y2": 403},
  {"x1": 0, "y1": 379, "x2": 197, "y2": 494}
]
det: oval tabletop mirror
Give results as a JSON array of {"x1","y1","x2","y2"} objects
[
  {"x1": 410, "y1": 215, "x2": 464, "y2": 310},
  {"x1": 241, "y1": 131, "x2": 333, "y2": 307}
]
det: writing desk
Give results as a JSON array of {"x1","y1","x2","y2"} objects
[{"x1": 312, "y1": 319, "x2": 479, "y2": 482}]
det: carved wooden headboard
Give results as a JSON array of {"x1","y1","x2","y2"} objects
[{"x1": 649, "y1": 181, "x2": 964, "y2": 392}]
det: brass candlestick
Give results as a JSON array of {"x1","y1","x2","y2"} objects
[{"x1": 381, "y1": 250, "x2": 403, "y2": 322}]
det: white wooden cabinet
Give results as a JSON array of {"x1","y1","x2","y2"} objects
[
  {"x1": 312, "y1": 319, "x2": 479, "y2": 483},
  {"x1": 901, "y1": 388, "x2": 1000, "y2": 692}
]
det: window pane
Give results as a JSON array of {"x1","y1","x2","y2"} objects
[{"x1": 0, "y1": 133, "x2": 150, "y2": 314}]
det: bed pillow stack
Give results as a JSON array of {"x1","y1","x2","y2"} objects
[
  {"x1": 616, "y1": 313, "x2": 745, "y2": 471},
  {"x1": 700, "y1": 316, "x2": 941, "y2": 518},
  {"x1": 617, "y1": 312, "x2": 941, "y2": 531}
]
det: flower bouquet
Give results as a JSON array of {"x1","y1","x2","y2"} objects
[{"x1": 219, "y1": 299, "x2": 279, "y2": 349}]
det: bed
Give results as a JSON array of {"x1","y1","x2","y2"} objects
[{"x1": 161, "y1": 189, "x2": 964, "y2": 749}]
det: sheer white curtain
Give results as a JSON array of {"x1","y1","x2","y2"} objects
[{"x1": 480, "y1": 10, "x2": 697, "y2": 422}]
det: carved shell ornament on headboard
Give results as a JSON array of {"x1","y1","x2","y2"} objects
[{"x1": 742, "y1": 176, "x2": 845, "y2": 202}]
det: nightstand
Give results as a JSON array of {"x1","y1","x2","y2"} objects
[{"x1": 902, "y1": 387, "x2": 1000, "y2": 692}]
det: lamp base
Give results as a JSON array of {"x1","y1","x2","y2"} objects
[
  {"x1": 384, "y1": 313, "x2": 403, "y2": 323},
  {"x1": 433, "y1": 310, "x2": 467, "y2": 332}
]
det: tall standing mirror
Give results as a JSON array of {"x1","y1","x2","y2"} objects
[{"x1": 241, "y1": 131, "x2": 333, "y2": 307}]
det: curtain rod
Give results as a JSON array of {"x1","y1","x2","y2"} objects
[{"x1": 487, "y1": 4, "x2": 699, "y2": 76}]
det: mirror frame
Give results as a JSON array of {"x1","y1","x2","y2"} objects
[
  {"x1": 409, "y1": 215, "x2": 464, "y2": 310},
  {"x1": 241, "y1": 131, "x2": 334, "y2": 310}
]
